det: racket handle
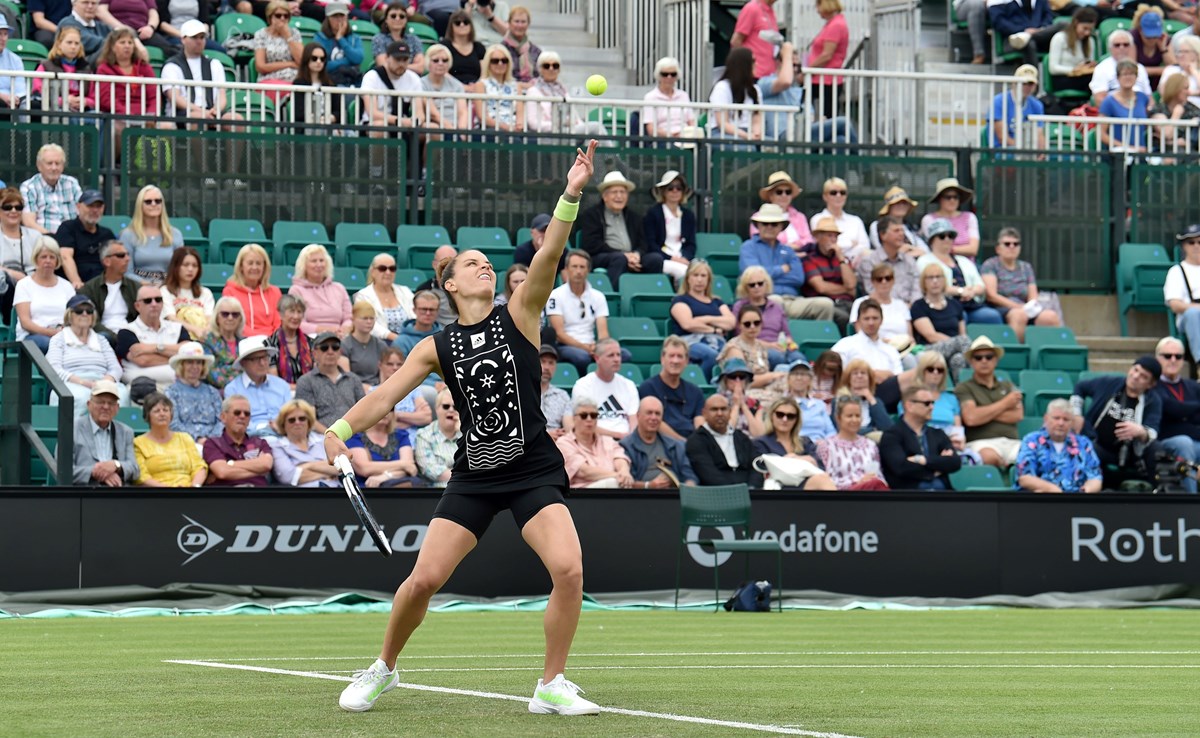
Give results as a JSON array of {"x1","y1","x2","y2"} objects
[{"x1": 334, "y1": 454, "x2": 354, "y2": 477}]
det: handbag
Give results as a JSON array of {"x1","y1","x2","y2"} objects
[{"x1": 752, "y1": 454, "x2": 823, "y2": 487}]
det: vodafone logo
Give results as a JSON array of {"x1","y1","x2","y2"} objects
[{"x1": 177, "y1": 515, "x2": 225, "y2": 565}]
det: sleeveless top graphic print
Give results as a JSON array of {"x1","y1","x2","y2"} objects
[{"x1": 432, "y1": 304, "x2": 566, "y2": 492}]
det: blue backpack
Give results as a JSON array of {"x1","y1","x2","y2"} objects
[{"x1": 724, "y1": 580, "x2": 772, "y2": 612}]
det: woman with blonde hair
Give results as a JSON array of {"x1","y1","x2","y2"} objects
[
  {"x1": 901, "y1": 351, "x2": 962, "y2": 432},
  {"x1": 910, "y1": 261, "x2": 971, "y2": 379},
  {"x1": 32, "y1": 26, "x2": 94, "y2": 114},
  {"x1": 668, "y1": 259, "x2": 735, "y2": 380},
  {"x1": 731, "y1": 266, "x2": 803, "y2": 368},
  {"x1": 477, "y1": 44, "x2": 524, "y2": 131},
  {"x1": 752, "y1": 396, "x2": 837, "y2": 490},
  {"x1": 500, "y1": 5, "x2": 541, "y2": 84},
  {"x1": 1152, "y1": 69, "x2": 1200, "y2": 148},
  {"x1": 120, "y1": 185, "x2": 183, "y2": 285},
  {"x1": 643, "y1": 170, "x2": 696, "y2": 283},
  {"x1": 202, "y1": 296, "x2": 246, "y2": 388},
  {"x1": 354, "y1": 252, "x2": 415, "y2": 343},
  {"x1": 289, "y1": 243, "x2": 353, "y2": 337},
  {"x1": 222, "y1": 243, "x2": 282, "y2": 337},
  {"x1": 834, "y1": 357, "x2": 893, "y2": 437},
  {"x1": 13, "y1": 236, "x2": 75, "y2": 353},
  {"x1": 270, "y1": 399, "x2": 339, "y2": 487}
]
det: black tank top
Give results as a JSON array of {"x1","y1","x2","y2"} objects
[{"x1": 432, "y1": 304, "x2": 567, "y2": 492}]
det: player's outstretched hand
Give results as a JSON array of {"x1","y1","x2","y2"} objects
[
  {"x1": 325, "y1": 432, "x2": 350, "y2": 466},
  {"x1": 566, "y1": 139, "x2": 598, "y2": 196}
]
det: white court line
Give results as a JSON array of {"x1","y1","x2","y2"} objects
[
  {"x1": 185, "y1": 649, "x2": 1200, "y2": 662},
  {"x1": 164, "y1": 659, "x2": 860, "y2": 738}
]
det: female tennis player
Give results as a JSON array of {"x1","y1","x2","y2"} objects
[{"x1": 325, "y1": 140, "x2": 601, "y2": 716}]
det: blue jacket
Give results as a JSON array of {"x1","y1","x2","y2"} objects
[
  {"x1": 620, "y1": 432, "x2": 697, "y2": 485},
  {"x1": 1151, "y1": 378, "x2": 1200, "y2": 439},
  {"x1": 738, "y1": 236, "x2": 806, "y2": 296},
  {"x1": 987, "y1": 0, "x2": 1053, "y2": 39},
  {"x1": 642, "y1": 205, "x2": 697, "y2": 261}
]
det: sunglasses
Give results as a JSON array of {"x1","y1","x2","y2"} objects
[
  {"x1": 910, "y1": 399, "x2": 935, "y2": 407},
  {"x1": 941, "y1": 192, "x2": 961, "y2": 199},
  {"x1": 665, "y1": 183, "x2": 684, "y2": 191},
  {"x1": 925, "y1": 366, "x2": 946, "y2": 373},
  {"x1": 272, "y1": 12, "x2": 290, "y2": 18},
  {"x1": 430, "y1": 57, "x2": 450, "y2": 63},
  {"x1": 0, "y1": 204, "x2": 23, "y2": 211},
  {"x1": 1160, "y1": 353, "x2": 1184, "y2": 360},
  {"x1": 741, "y1": 320, "x2": 762, "y2": 327},
  {"x1": 387, "y1": 12, "x2": 406, "y2": 18},
  {"x1": 972, "y1": 353, "x2": 996, "y2": 361},
  {"x1": 999, "y1": 241, "x2": 1020, "y2": 247},
  {"x1": 441, "y1": 403, "x2": 455, "y2": 411},
  {"x1": 452, "y1": 18, "x2": 470, "y2": 25},
  {"x1": 139, "y1": 296, "x2": 163, "y2": 305},
  {"x1": 772, "y1": 188, "x2": 793, "y2": 197},
  {"x1": 490, "y1": 58, "x2": 509, "y2": 65},
  {"x1": 310, "y1": 55, "x2": 326, "y2": 61},
  {"x1": 747, "y1": 280, "x2": 765, "y2": 288},
  {"x1": 660, "y1": 71, "x2": 678, "y2": 77},
  {"x1": 376, "y1": 264, "x2": 397, "y2": 272},
  {"x1": 108, "y1": 251, "x2": 129, "y2": 259},
  {"x1": 219, "y1": 311, "x2": 241, "y2": 319},
  {"x1": 228, "y1": 409, "x2": 251, "y2": 417},
  {"x1": 143, "y1": 197, "x2": 163, "y2": 205},
  {"x1": 317, "y1": 342, "x2": 341, "y2": 352},
  {"x1": 576, "y1": 411, "x2": 599, "y2": 420},
  {"x1": 72, "y1": 307, "x2": 95, "y2": 315},
  {"x1": 873, "y1": 275, "x2": 894, "y2": 282},
  {"x1": 541, "y1": 63, "x2": 560, "y2": 69},
  {"x1": 826, "y1": 190, "x2": 847, "y2": 196},
  {"x1": 773, "y1": 411, "x2": 798, "y2": 420},
  {"x1": 286, "y1": 416, "x2": 309, "y2": 424},
  {"x1": 1111, "y1": 41, "x2": 1131, "y2": 47}
]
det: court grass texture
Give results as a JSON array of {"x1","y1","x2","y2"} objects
[{"x1": 4, "y1": 609, "x2": 1196, "y2": 737}]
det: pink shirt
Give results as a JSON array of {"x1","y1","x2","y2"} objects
[
  {"x1": 749, "y1": 205, "x2": 813, "y2": 250},
  {"x1": 806, "y1": 13, "x2": 849, "y2": 86},
  {"x1": 642, "y1": 87, "x2": 696, "y2": 136},
  {"x1": 816, "y1": 435, "x2": 883, "y2": 489},
  {"x1": 734, "y1": 0, "x2": 780, "y2": 79},
  {"x1": 555, "y1": 433, "x2": 630, "y2": 488}
]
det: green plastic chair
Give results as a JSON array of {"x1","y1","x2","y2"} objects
[
  {"x1": 289, "y1": 15, "x2": 322, "y2": 41},
  {"x1": 675, "y1": 484, "x2": 782, "y2": 611},
  {"x1": 787, "y1": 320, "x2": 841, "y2": 357},
  {"x1": 1016, "y1": 416, "x2": 1043, "y2": 439},
  {"x1": 396, "y1": 224, "x2": 450, "y2": 247},
  {"x1": 273, "y1": 220, "x2": 333, "y2": 265},
  {"x1": 1097, "y1": 17, "x2": 1132, "y2": 53},
  {"x1": 476, "y1": 245, "x2": 515, "y2": 272},
  {"x1": 10, "y1": 39, "x2": 49, "y2": 71},
  {"x1": 203, "y1": 49, "x2": 238, "y2": 82},
  {"x1": 1116, "y1": 242, "x2": 1172, "y2": 336},
  {"x1": 950, "y1": 465, "x2": 1011, "y2": 492},
  {"x1": 207, "y1": 218, "x2": 267, "y2": 263},
  {"x1": 1019, "y1": 369, "x2": 1074, "y2": 416},
  {"x1": 695, "y1": 233, "x2": 743, "y2": 279},
  {"x1": 336, "y1": 222, "x2": 393, "y2": 268},
  {"x1": 1026, "y1": 326, "x2": 1088, "y2": 374},
  {"x1": 403, "y1": 243, "x2": 443, "y2": 270},
  {"x1": 172, "y1": 217, "x2": 206, "y2": 247},
  {"x1": 607, "y1": 316, "x2": 662, "y2": 365},
  {"x1": 409, "y1": 22, "x2": 438, "y2": 45},
  {"x1": 620, "y1": 274, "x2": 675, "y2": 320},
  {"x1": 394, "y1": 268, "x2": 426, "y2": 291},
  {"x1": 349, "y1": 18, "x2": 381, "y2": 39},
  {"x1": 551, "y1": 362, "x2": 580, "y2": 389},
  {"x1": 216, "y1": 12, "x2": 266, "y2": 46},
  {"x1": 457, "y1": 226, "x2": 512, "y2": 247},
  {"x1": 965, "y1": 324, "x2": 1029, "y2": 371},
  {"x1": 199, "y1": 262, "x2": 234, "y2": 293},
  {"x1": 100, "y1": 215, "x2": 130, "y2": 235}
]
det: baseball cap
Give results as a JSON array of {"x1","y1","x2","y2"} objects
[
  {"x1": 67, "y1": 294, "x2": 95, "y2": 311},
  {"x1": 324, "y1": 1, "x2": 349, "y2": 15},
  {"x1": 179, "y1": 19, "x2": 208, "y2": 37},
  {"x1": 1140, "y1": 12, "x2": 1164, "y2": 38},
  {"x1": 530, "y1": 213, "x2": 552, "y2": 231},
  {"x1": 313, "y1": 331, "x2": 340, "y2": 347},
  {"x1": 91, "y1": 379, "x2": 122, "y2": 399},
  {"x1": 539, "y1": 344, "x2": 558, "y2": 359},
  {"x1": 387, "y1": 40, "x2": 411, "y2": 59},
  {"x1": 79, "y1": 189, "x2": 104, "y2": 205}
]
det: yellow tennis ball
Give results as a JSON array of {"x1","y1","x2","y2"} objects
[{"x1": 586, "y1": 74, "x2": 608, "y2": 96}]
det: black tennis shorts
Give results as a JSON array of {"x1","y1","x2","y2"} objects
[{"x1": 432, "y1": 485, "x2": 566, "y2": 539}]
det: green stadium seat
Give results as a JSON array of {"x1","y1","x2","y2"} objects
[
  {"x1": 10, "y1": 39, "x2": 49, "y2": 71},
  {"x1": 788, "y1": 320, "x2": 840, "y2": 357},
  {"x1": 336, "y1": 222, "x2": 394, "y2": 269},
  {"x1": 288, "y1": 15, "x2": 321, "y2": 41},
  {"x1": 199, "y1": 262, "x2": 234, "y2": 292},
  {"x1": 1026, "y1": 326, "x2": 1088, "y2": 374},
  {"x1": 1097, "y1": 17, "x2": 1132, "y2": 53},
  {"x1": 950, "y1": 465, "x2": 1012, "y2": 492},
  {"x1": 116, "y1": 407, "x2": 149, "y2": 433},
  {"x1": 396, "y1": 224, "x2": 450, "y2": 247},
  {"x1": 410, "y1": 22, "x2": 439, "y2": 45},
  {"x1": 607, "y1": 317, "x2": 663, "y2": 364},
  {"x1": 349, "y1": 18, "x2": 380, "y2": 39},
  {"x1": 100, "y1": 215, "x2": 130, "y2": 234},
  {"x1": 515, "y1": 227, "x2": 532, "y2": 245},
  {"x1": 586, "y1": 362, "x2": 644, "y2": 384},
  {"x1": 395, "y1": 268, "x2": 427, "y2": 291},
  {"x1": 477, "y1": 245, "x2": 515, "y2": 272},
  {"x1": 207, "y1": 218, "x2": 267, "y2": 263},
  {"x1": 457, "y1": 226, "x2": 512, "y2": 247},
  {"x1": 650, "y1": 362, "x2": 714, "y2": 390},
  {"x1": 203, "y1": 49, "x2": 238, "y2": 82},
  {"x1": 712, "y1": 275, "x2": 734, "y2": 304},
  {"x1": 1017, "y1": 416, "x2": 1043, "y2": 439},
  {"x1": 272, "y1": 221, "x2": 333, "y2": 265},
  {"x1": 620, "y1": 274, "x2": 675, "y2": 320},
  {"x1": 966, "y1": 324, "x2": 1029, "y2": 371},
  {"x1": 1019, "y1": 369, "x2": 1074, "y2": 416},
  {"x1": 551, "y1": 362, "x2": 579, "y2": 389},
  {"x1": 269, "y1": 268, "x2": 294, "y2": 291},
  {"x1": 172, "y1": 217, "x2": 206, "y2": 247},
  {"x1": 1076, "y1": 370, "x2": 1121, "y2": 384},
  {"x1": 338, "y1": 267, "x2": 368, "y2": 293},
  {"x1": 695, "y1": 232, "x2": 743, "y2": 279},
  {"x1": 587, "y1": 271, "x2": 617, "y2": 301},
  {"x1": 403, "y1": 243, "x2": 442, "y2": 270},
  {"x1": 1116, "y1": 242, "x2": 1173, "y2": 336},
  {"x1": 216, "y1": 13, "x2": 266, "y2": 48}
]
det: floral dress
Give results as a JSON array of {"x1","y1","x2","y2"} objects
[
  {"x1": 202, "y1": 333, "x2": 242, "y2": 389},
  {"x1": 484, "y1": 77, "x2": 519, "y2": 126},
  {"x1": 253, "y1": 27, "x2": 303, "y2": 83}
]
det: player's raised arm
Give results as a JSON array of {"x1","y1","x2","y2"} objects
[
  {"x1": 324, "y1": 336, "x2": 440, "y2": 463},
  {"x1": 510, "y1": 140, "x2": 597, "y2": 333}
]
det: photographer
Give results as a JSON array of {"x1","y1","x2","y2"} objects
[
  {"x1": 462, "y1": 0, "x2": 509, "y2": 46},
  {"x1": 1070, "y1": 356, "x2": 1163, "y2": 491}
]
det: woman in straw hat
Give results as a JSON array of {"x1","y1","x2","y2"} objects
[
  {"x1": 921, "y1": 177, "x2": 980, "y2": 259},
  {"x1": 750, "y1": 171, "x2": 813, "y2": 251},
  {"x1": 644, "y1": 170, "x2": 697, "y2": 283}
]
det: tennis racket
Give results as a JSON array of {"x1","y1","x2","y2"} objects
[{"x1": 334, "y1": 454, "x2": 393, "y2": 557}]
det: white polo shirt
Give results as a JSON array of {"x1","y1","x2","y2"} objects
[
  {"x1": 832, "y1": 331, "x2": 903, "y2": 376},
  {"x1": 546, "y1": 283, "x2": 609, "y2": 344}
]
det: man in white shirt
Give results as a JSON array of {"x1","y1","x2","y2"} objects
[
  {"x1": 361, "y1": 40, "x2": 424, "y2": 181},
  {"x1": 832, "y1": 298, "x2": 903, "y2": 383},
  {"x1": 1164, "y1": 224, "x2": 1200, "y2": 364},
  {"x1": 1090, "y1": 30, "x2": 1152, "y2": 105},
  {"x1": 572, "y1": 338, "x2": 638, "y2": 439},
  {"x1": 545, "y1": 249, "x2": 627, "y2": 373},
  {"x1": 116, "y1": 285, "x2": 190, "y2": 391}
]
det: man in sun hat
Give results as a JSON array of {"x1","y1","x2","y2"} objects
[
  {"x1": 1070, "y1": 355, "x2": 1164, "y2": 490},
  {"x1": 577, "y1": 170, "x2": 661, "y2": 288},
  {"x1": 739, "y1": 202, "x2": 836, "y2": 322},
  {"x1": 800, "y1": 215, "x2": 856, "y2": 330},
  {"x1": 954, "y1": 336, "x2": 1024, "y2": 470},
  {"x1": 988, "y1": 64, "x2": 1047, "y2": 149},
  {"x1": 224, "y1": 335, "x2": 291, "y2": 436},
  {"x1": 750, "y1": 170, "x2": 812, "y2": 249}
]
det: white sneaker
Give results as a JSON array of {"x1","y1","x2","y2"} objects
[
  {"x1": 1008, "y1": 32, "x2": 1031, "y2": 50},
  {"x1": 203, "y1": 177, "x2": 219, "y2": 189},
  {"x1": 339, "y1": 658, "x2": 399, "y2": 712},
  {"x1": 528, "y1": 674, "x2": 600, "y2": 715}
]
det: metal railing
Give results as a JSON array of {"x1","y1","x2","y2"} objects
[
  {"x1": 664, "y1": 0, "x2": 710, "y2": 108},
  {"x1": 0, "y1": 341, "x2": 74, "y2": 486}
]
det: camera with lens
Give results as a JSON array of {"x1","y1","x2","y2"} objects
[{"x1": 1151, "y1": 451, "x2": 1198, "y2": 495}]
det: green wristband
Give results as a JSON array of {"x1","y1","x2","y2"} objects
[
  {"x1": 327, "y1": 419, "x2": 353, "y2": 442},
  {"x1": 553, "y1": 196, "x2": 580, "y2": 223}
]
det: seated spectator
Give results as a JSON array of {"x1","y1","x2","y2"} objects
[
  {"x1": 0, "y1": 20, "x2": 26, "y2": 120},
  {"x1": 988, "y1": 0, "x2": 1064, "y2": 65},
  {"x1": 642, "y1": 56, "x2": 697, "y2": 137},
  {"x1": 30, "y1": 0, "x2": 86, "y2": 47},
  {"x1": 13, "y1": 236, "x2": 76, "y2": 353},
  {"x1": 493, "y1": 263, "x2": 526, "y2": 307},
  {"x1": 921, "y1": 179, "x2": 980, "y2": 260},
  {"x1": 1099, "y1": 60, "x2": 1152, "y2": 152},
  {"x1": 203, "y1": 394, "x2": 274, "y2": 486},
  {"x1": 758, "y1": 42, "x2": 860, "y2": 146},
  {"x1": 47, "y1": 293, "x2": 128, "y2": 413},
  {"x1": 395, "y1": 290, "x2": 445, "y2": 396},
  {"x1": 732, "y1": 266, "x2": 805, "y2": 369},
  {"x1": 861, "y1": 220, "x2": 922, "y2": 311},
  {"x1": 955, "y1": 337, "x2": 1024, "y2": 469},
  {"x1": 347, "y1": 409, "x2": 422, "y2": 487},
  {"x1": 224, "y1": 336, "x2": 292, "y2": 436},
  {"x1": 120, "y1": 184, "x2": 182, "y2": 285},
  {"x1": 33, "y1": 27, "x2": 95, "y2": 115},
  {"x1": 202, "y1": 296, "x2": 246, "y2": 389},
  {"x1": 1091, "y1": 30, "x2": 1153, "y2": 105},
  {"x1": 373, "y1": 347, "x2": 432, "y2": 445},
  {"x1": 269, "y1": 399, "x2": 339, "y2": 487},
  {"x1": 94, "y1": 27, "x2": 163, "y2": 142},
  {"x1": 413, "y1": 245, "x2": 457, "y2": 328},
  {"x1": 476, "y1": 44, "x2": 524, "y2": 130},
  {"x1": 223, "y1": 243, "x2": 282, "y2": 337},
  {"x1": 750, "y1": 171, "x2": 813, "y2": 252},
  {"x1": 980, "y1": 227, "x2": 1061, "y2": 341},
  {"x1": 1048, "y1": 8, "x2": 1099, "y2": 96},
  {"x1": 740, "y1": 204, "x2": 836, "y2": 322},
  {"x1": 500, "y1": 5, "x2": 538, "y2": 82},
  {"x1": 160, "y1": 246, "x2": 213, "y2": 339},
  {"x1": 538, "y1": 344, "x2": 571, "y2": 439},
  {"x1": 361, "y1": 41, "x2": 423, "y2": 182},
  {"x1": 686, "y1": 393, "x2": 757, "y2": 486},
  {"x1": 987, "y1": 64, "x2": 1047, "y2": 151},
  {"x1": 78, "y1": 242, "x2": 138, "y2": 343},
  {"x1": 638, "y1": 336, "x2": 705, "y2": 440},
  {"x1": 1173, "y1": 13, "x2": 1200, "y2": 52},
  {"x1": 619, "y1": 396, "x2": 697, "y2": 489},
  {"x1": 880, "y1": 384, "x2": 961, "y2": 490},
  {"x1": 296, "y1": 331, "x2": 366, "y2": 431},
  {"x1": 441, "y1": 8, "x2": 486, "y2": 87},
  {"x1": 1015, "y1": 398, "x2": 1103, "y2": 493},
  {"x1": 513, "y1": 213, "x2": 565, "y2": 271},
  {"x1": 1133, "y1": 6, "x2": 1172, "y2": 88},
  {"x1": 643, "y1": 171, "x2": 697, "y2": 284},
  {"x1": 354, "y1": 252, "x2": 415, "y2": 344},
  {"x1": 868, "y1": 187, "x2": 928, "y2": 254},
  {"x1": 132, "y1": 392, "x2": 207, "y2": 487},
  {"x1": 832, "y1": 299, "x2": 903, "y2": 383},
  {"x1": 291, "y1": 42, "x2": 341, "y2": 128},
  {"x1": 97, "y1": 0, "x2": 173, "y2": 50},
  {"x1": 753, "y1": 397, "x2": 837, "y2": 490},
  {"x1": 817, "y1": 395, "x2": 889, "y2": 490},
  {"x1": 164, "y1": 341, "x2": 222, "y2": 443},
  {"x1": 800, "y1": 216, "x2": 856, "y2": 330},
  {"x1": 835, "y1": 358, "x2": 894, "y2": 438},
  {"x1": 116, "y1": 284, "x2": 191, "y2": 392},
  {"x1": 707, "y1": 47, "x2": 764, "y2": 149},
  {"x1": 714, "y1": 357, "x2": 765, "y2": 437},
  {"x1": 374, "y1": 3, "x2": 426, "y2": 72},
  {"x1": 57, "y1": 0, "x2": 115, "y2": 58},
  {"x1": 1158, "y1": 36, "x2": 1200, "y2": 110},
  {"x1": 316, "y1": 3, "x2": 365, "y2": 86},
  {"x1": 851, "y1": 264, "x2": 915, "y2": 356},
  {"x1": 414, "y1": 389, "x2": 461, "y2": 487},
  {"x1": 669, "y1": 259, "x2": 735, "y2": 380},
  {"x1": 809, "y1": 177, "x2": 870, "y2": 266},
  {"x1": 1151, "y1": 68, "x2": 1200, "y2": 149},
  {"x1": 917, "y1": 219, "x2": 1001, "y2": 326},
  {"x1": 1152, "y1": 336, "x2": 1200, "y2": 493},
  {"x1": 56, "y1": 190, "x2": 116, "y2": 291},
  {"x1": 910, "y1": 263, "x2": 970, "y2": 378},
  {"x1": 254, "y1": 1, "x2": 305, "y2": 92},
  {"x1": 1165, "y1": 224, "x2": 1200, "y2": 365},
  {"x1": 896, "y1": 351, "x2": 962, "y2": 433},
  {"x1": 546, "y1": 250, "x2": 623, "y2": 374},
  {"x1": 718, "y1": 304, "x2": 788, "y2": 397},
  {"x1": 20, "y1": 144, "x2": 81, "y2": 238},
  {"x1": 0, "y1": 187, "x2": 39, "y2": 315},
  {"x1": 572, "y1": 338, "x2": 638, "y2": 439},
  {"x1": 556, "y1": 397, "x2": 634, "y2": 488},
  {"x1": 342, "y1": 302, "x2": 389, "y2": 384},
  {"x1": 810, "y1": 350, "x2": 842, "y2": 409},
  {"x1": 1072, "y1": 355, "x2": 1163, "y2": 490},
  {"x1": 782, "y1": 359, "x2": 837, "y2": 440},
  {"x1": 69, "y1": 379, "x2": 139, "y2": 485},
  {"x1": 289, "y1": 244, "x2": 353, "y2": 337},
  {"x1": 577, "y1": 172, "x2": 661, "y2": 288}
]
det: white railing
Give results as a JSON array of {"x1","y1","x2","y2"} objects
[{"x1": 1029, "y1": 114, "x2": 1199, "y2": 155}]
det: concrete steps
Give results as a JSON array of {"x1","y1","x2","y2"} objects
[
  {"x1": 1078, "y1": 336, "x2": 1159, "y2": 374},
  {"x1": 517, "y1": 0, "x2": 632, "y2": 90}
]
